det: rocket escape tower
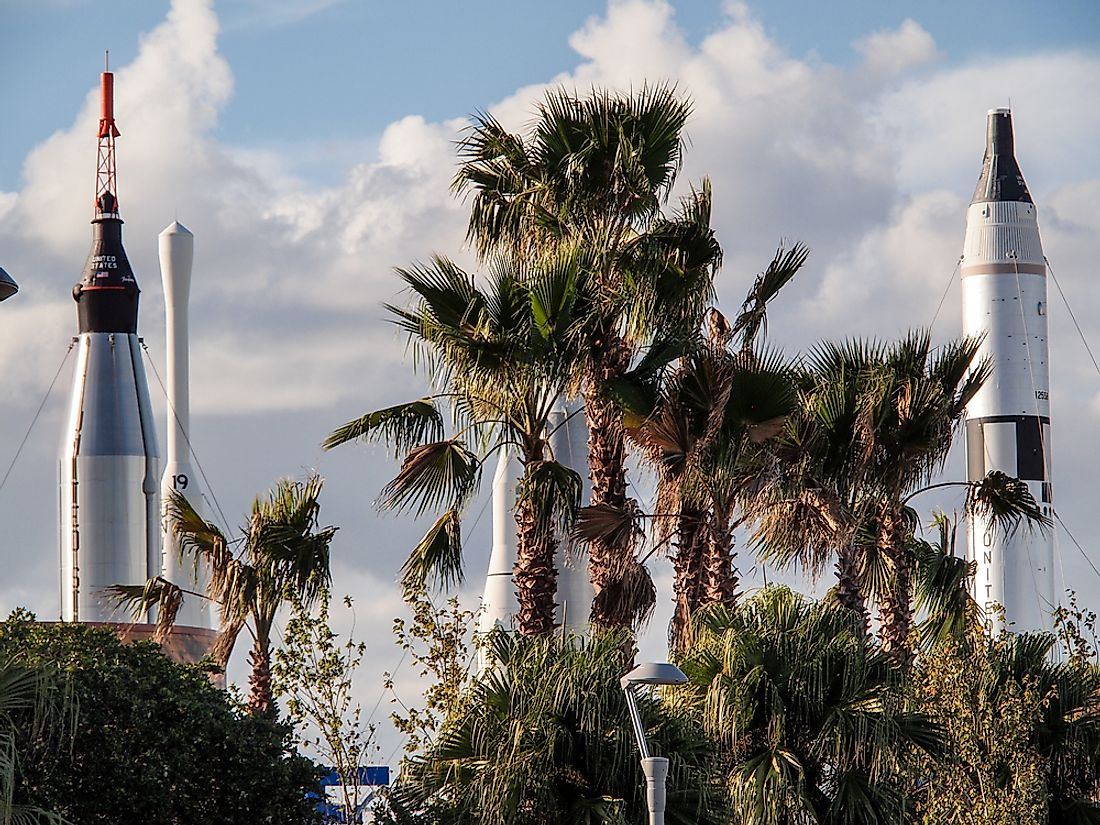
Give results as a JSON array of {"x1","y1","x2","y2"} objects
[{"x1": 96, "y1": 56, "x2": 121, "y2": 219}]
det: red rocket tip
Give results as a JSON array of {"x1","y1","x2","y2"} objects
[{"x1": 98, "y1": 70, "x2": 119, "y2": 139}]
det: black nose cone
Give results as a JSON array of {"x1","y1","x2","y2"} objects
[{"x1": 971, "y1": 108, "x2": 1033, "y2": 205}]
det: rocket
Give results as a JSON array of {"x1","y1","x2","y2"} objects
[
  {"x1": 477, "y1": 446, "x2": 521, "y2": 640},
  {"x1": 159, "y1": 221, "x2": 211, "y2": 629},
  {"x1": 60, "y1": 67, "x2": 161, "y2": 623},
  {"x1": 477, "y1": 401, "x2": 594, "y2": 659},
  {"x1": 547, "y1": 400, "x2": 594, "y2": 634},
  {"x1": 961, "y1": 108, "x2": 1056, "y2": 633}
]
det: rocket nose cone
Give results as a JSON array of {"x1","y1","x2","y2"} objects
[
  {"x1": 971, "y1": 107, "x2": 1032, "y2": 205},
  {"x1": 160, "y1": 220, "x2": 193, "y2": 238},
  {"x1": 985, "y1": 108, "x2": 1016, "y2": 157}
]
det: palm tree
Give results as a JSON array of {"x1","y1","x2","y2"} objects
[
  {"x1": 0, "y1": 654, "x2": 70, "y2": 825},
  {"x1": 753, "y1": 332, "x2": 997, "y2": 659},
  {"x1": 109, "y1": 475, "x2": 336, "y2": 716},
  {"x1": 455, "y1": 86, "x2": 722, "y2": 629},
  {"x1": 325, "y1": 250, "x2": 584, "y2": 636},
  {"x1": 628, "y1": 336, "x2": 797, "y2": 653},
  {"x1": 389, "y1": 629, "x2": 727, "y2": 825},
  {"x1": 675, "y1": 586, "x2": 940, "y2": 824},
  {"x1": 630, "y1": 245, "x2": 806, "y2": 652}
]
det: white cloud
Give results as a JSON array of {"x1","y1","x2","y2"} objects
[
  {"x1": 854, "y1": 19, "x2": 939, "y2": 77},
  {"x1": 2, "y1": 0, "x2": 1099, "y2": 762}
]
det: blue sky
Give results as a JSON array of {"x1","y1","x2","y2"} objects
[
  {"x1": 4, "y1": 0, "x2": 1098, "y2": 189},
  {"x1": 1, "y1": 0, "x2": 1099, "y2": 762}
]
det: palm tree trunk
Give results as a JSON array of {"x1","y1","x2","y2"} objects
[
  {"x1": 584, "y1": 338, "x2": 637, "y2": 629},
  {"x1": 247, "y1": 636, "x2": 274, "y2": 716},
  {"x1": 702, "y1": 515, "x2": 738, "y2": 610},
  {"x1": 513, "y1": 494, "x2": 558, "y2": 637},
  {"x1": 834, "y1": 544, "x2": 869, "y2": 633},
  {"x1": 877, "y1": 509, "x2": 913, "y2": 664},
  {"x1": 669, "y1": 504, "x2": 707, "y2": 654}
]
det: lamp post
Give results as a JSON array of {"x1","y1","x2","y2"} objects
[
  {"x1": 621, "y1": 662, "x2": 688, "y2": 825},
  {"x1": 0, "y1": 267, "x2": 17, "y2": 302}
]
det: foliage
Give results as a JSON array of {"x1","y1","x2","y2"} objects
[
  {"x1": 0, "y1": 617, "x2": 70, "y2": 825},
  {"x1": 1053, "y1": 590, "x2": 1100, "y2": 665},
  {"x1": 0, "y1": 612, "x2": 320, "y2": 825},
  {"x1": 327, "y1": 250, "x2": 586, "y2": 635},
  {"x1": 455, "y1": 85, "x2": 722, "y2": 630},
  {"x1": 386, "y1": 589, "x2": 475, "y2": 755},
  {"x1": 109, "y1": 474, "x2": 338, "y2": 715},
  {"x1": 675, "y1": 586, "x2": 938, "y2": 824},
  {"x1": 909, "y1": 629, "x2": 1100, "y2": 824},
  {"x1": 386, "y1": 629, "x2": 726, "y2": 825},
  {"x1": 273, "y1": 589, "x2": 378, "y2": 821}
]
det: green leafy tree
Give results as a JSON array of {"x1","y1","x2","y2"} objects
[
  {"x1": 910, "y1": 629, "x2": 1100, "y2": 824},
  {"x1": 386, "y1": 589, "x2": 475, "y2": 755},
  {"x1": 0, "y1": 613, "x2": 320, "y2": 825},
  {"x1": 675, "y1": 586, "x2": 939, "y2": 824},
  {"x1": 455, "y1": 85, "x2": 722, "y2": 629},
  {"x1": 387, "y1": 630, "x2": 726, "y2": 825},
  {"x1": 273, "y1": 589, "x2": 378, "y2": 821},
  {"x1": 110, "y1": 474, "x2": 337, "y2": 715}
]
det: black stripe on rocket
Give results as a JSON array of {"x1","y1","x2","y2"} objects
[{"x1": 965, "y1": 414, "x2": 1052, "y2": 502}]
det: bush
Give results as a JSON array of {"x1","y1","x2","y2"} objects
[{"x1": 0, "y1": 610, "x2": 321, "y2": 825}]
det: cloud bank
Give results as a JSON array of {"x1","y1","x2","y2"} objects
[{"x1": 2, "y1": 0, "x2": 1098, "y2": 760}]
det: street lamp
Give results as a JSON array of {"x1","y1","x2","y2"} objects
[
  {"x1": 0, "y1": 267, "x2": 17, "y2": 302},
  {"x1": 621, "y1": 662, "x2": 688, "y2": 825}
]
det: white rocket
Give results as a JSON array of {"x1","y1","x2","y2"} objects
[
  {"x1": 548, "y1": 400, "x2": 594, "y2": 634},
  {"x1": 159, "y1": 222, "x2": 211, "y2": 629},
  {"x1": 962, "y1": 108, "x2": 1056, "y2": 633},
  {"x1": 477, "y1": 401, "x2": 593, "y2": 663},
  {"x1": 477, "y1": 446, "x2": 520, "y2": 641},
  {"x1": 60, "y1": 69, "x2": 161, "y2": 623}
]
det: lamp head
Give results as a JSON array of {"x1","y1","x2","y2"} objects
[
  {"x1": 620, "y1": 662, "x2": 688, "y2": 690},
  {"x1": 0, "y1": 267, "x2": 17, "y2": 302}
]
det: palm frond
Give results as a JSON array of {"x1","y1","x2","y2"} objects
[
  {"x1": 400, "y1": 508, "x2": 464, "y2": 594},
  {"x1": 731, "y1": 243, "x2": 809, "y2": 350},
  {"x1": 517, "y1": 459, "x2": 583, "y2": 534},
  {"x1": 379, "y1": 440, "x2": 481, "y2": 517},
  {"x1": 574, "y1": 502, "x2": 642, "y2": 551},
  {"x1": 102, "y1": 577, "x2": 183, "y2": 642},
  {"x1": 912, "y1": 516, "x2": 980, "y2": 648},
  {"x1": 967, "y1": 470, "x2": 1052, "y2": 539},
  {"x1": 591, "y1": 559, "x2": 657, "y2": 628},
  {"x1": 323, "y1": 398, "x2": 444, "y2": 455}
]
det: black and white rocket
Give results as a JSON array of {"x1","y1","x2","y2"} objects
[
  {"x1": 60, "y1": 68, "x2": 161, "y2": 623},
  {"x1": 961, "y1": 108, "x2": 1056, "y2": 632}
]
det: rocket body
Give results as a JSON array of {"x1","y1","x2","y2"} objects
[
  {"x1": 159, "y1": 222, "x2": 211, "y2": 629},
  {"x1": 477, "y1": 446, "x2": 520, "y2": 659},
  {"x1": 962, "y1": 108, "x2": 1056, "y2": 632},
  {"x1": 60, "y1": 209, "x2": 160, "y2": 623},
  {"x1": 548, "y1": 401, "x2": 593, "y2": 635},
  {"x1": 477, "y1": 401, "x2": 594, "y2": 668}
]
